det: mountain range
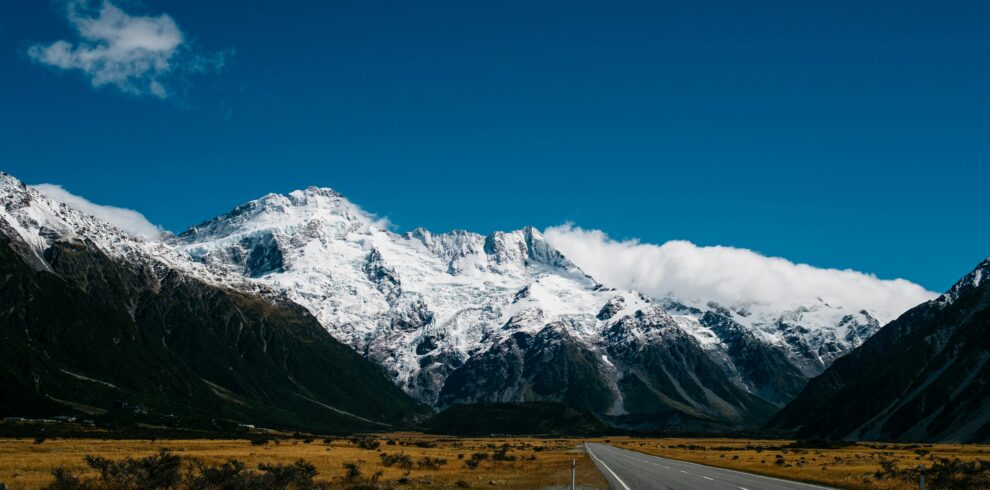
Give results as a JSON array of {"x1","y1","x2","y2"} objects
[
  {"x1": 169, "y1": 185, "x2": 908, "y2": 429},
  {"x1": 2, "y1": 171, "x2": 986, "y2": 440}
]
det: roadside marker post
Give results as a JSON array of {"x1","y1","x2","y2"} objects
[
  {"x1": 571, "y1": 458, "x2": 576, "y2": 490},
  {"x1": 919, "y1": 464, "x2": 925, "y2": 490}
]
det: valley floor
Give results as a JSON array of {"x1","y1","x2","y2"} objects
[
  {"x1": 605, "y1": 437, "x2": 990, "y2": 489},
  {"x1": 1, "y1": 433, "x2": 987, "y2": 489},
  {"x1": 0, "y1": 433, "x2": 607, "y2": 489}
]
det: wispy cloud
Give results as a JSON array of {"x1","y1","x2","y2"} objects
[
  {"x1": 27, "y1": 0, "x2": 226, "y2": 98},
  {"x1": 544, "y1": 224, "x2": 938, "y2": 321},
  {"x1": 32, "y1": 183, "x2": 163, "y2": 240}
]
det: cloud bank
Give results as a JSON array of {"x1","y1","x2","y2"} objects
[
  {"x1": 27, "y1": 0, "x2": 225, "y2": 98},
  {"x1": 33, "y1": 184, "x2": 163, "y2": 240},
  {"x1": 544, "y1": 224, "x2": 937, "y2": 320}
]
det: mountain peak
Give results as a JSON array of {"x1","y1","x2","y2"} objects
[
  {"x1": 0, "y1": 173, "x2": 115, "y2": 256},
  {"x1": 939, "y1": 257, "x2": 990, "y2": 305},
  {"x1": 285, "y1": 186, "x2": 345, "y2": 205},
  {"x1": 178, "y1": 186, "x2": 382, "y2": 243},
  {"x1": 480, "y1": 226, "x2": 575, "y2": 269}
]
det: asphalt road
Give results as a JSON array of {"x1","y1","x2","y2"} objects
[{"x1": 585, "y1": 443, "x2": 835, "y2": 490}]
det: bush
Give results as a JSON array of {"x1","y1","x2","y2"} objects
[
  {"x1": 927, "y1": 457, "x2": 990, "y2": 489},
  {"x1": 379, "y1": 452, "x2": 413, "y2": 470},
  {"x1": 463, "y1": 459, "x2": 480, "y2": 470},
  {"x1": 186, "y1": 459, "x2": 254, "y2": 489},
  {"x1": 48, "y1": 467, "x2": 86, "y2": 490},
  {"x1": 84, "y1": 448, "x2": 182, "y2": 489},
  {"x1": 342, "y1": 462, "x2": 362, "y2": 482},
  {"x1": 492, "y1": 446, "x2": 516, "y2": 462},
  {"x1": 43, "y1": 451, "x2": 326, "y2": 490},
  {"x1": 339, "y1": 462, "x2": 384, "y2": 490},
  {"x1": 349, "y1": 437, "x2": 381, "y2": 450},
  {"x1": 259, "y1": 460, "x2": 319, "y2": 488},
  {"x1": 874, "y1": 457, "x2": 900, "y2": 480},
  {"x1": 416, "y1": 457, "x2": 447, "y2": 470}
]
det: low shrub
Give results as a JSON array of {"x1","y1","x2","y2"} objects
[
  {"x1": 416, "y1": 457, "x2": 447, "y2": 470},
  {"x1": 379, "y1": 452, "x2": 413, "y2": 470},
  {"x1": 84, "y1": 448, "x2": 182, "y2": 489},
  {"x1": 350, "y1": 437, "x2": 382, "y2": 450},
  {"x1": 43, "y1": 450, "x2": 325, "y2": 489}
]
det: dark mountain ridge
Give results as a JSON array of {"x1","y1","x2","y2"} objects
[
  {"x1": 770, "y1": 258, "x2": 990, "y2": 442},
  {"x1": 0, "y1": 175, "x2": 426, "y2": 433}
]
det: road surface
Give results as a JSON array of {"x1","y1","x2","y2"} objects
[{"x1": 585, "y1": 443, "x2": 834, "y2": 490}]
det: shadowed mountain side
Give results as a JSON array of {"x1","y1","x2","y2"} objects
[
  {"x1": 770, "y1": 259, "x2": 990, "y2": 442},
  {"x1": 0, "y1": 230, "x2": 427, "y2": 433}
]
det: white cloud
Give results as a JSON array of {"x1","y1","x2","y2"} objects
[
  {"x1": 544, "y1": 224, "x2": 938, "y2": 320},
  {"x1": 32, "y1": 184, "x2": 163, "y2": 240},
  {"x1": 27, "y1": 0, "x2": 224, "y2": 98}
]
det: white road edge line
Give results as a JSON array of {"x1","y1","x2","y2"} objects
[
  {"x1": 586, "y1": 444, "x2": 632, "y2": 490},
  {"x1": 703, "y1": 476, "x2": 714, "y2": 481}
]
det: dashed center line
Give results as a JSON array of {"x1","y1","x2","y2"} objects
[{"x1": 592, "y1": 444, "x2": 833, "y2": 490}]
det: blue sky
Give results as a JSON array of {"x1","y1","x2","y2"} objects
[{"x1": 1, "y1": 0, "x2": 987, "y2": 292}]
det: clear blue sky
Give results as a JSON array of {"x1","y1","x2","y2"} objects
[{"x1": 1, "y1": 0, "x2": 987, "y2": 292}]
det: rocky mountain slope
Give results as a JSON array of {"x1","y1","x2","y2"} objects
[
  {"x1": 769, "y1": 258, "x2": 990, "y2": 442},
  {"x1": 173, "y1": 186, "x2": 898, "y2": 428},
  {"x1": 0, "y1": 174, "x2": 424, "y2": 432}
]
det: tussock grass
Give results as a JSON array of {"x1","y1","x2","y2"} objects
[
  {"x1": 605, "y1": 437, "x2": 990, "y2": 489},
  {"x1": 0, "y1": 433, "x2": 606, "y2": 489},
  {"x1": 6, "y1": 433, "x2": 986, "y2": 489}
]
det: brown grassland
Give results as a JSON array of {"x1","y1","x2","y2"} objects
[
  {"x1": 2, "y1": 433, "x2": 989, "y2": 489},
  {"x1": 606, "y1": 437, "x2": 990, "y2": 489},
  {"x1": 0, "y1": 433, "x2": 606, "y2": 489}
]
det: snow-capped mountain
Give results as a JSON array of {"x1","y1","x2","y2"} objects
[
  {"x1": 0, "y1": 173, "x2": 423, "y2": 430},
  {"x1": 174, "y1": 187, "x2": 648, "y2": 404},
  {"x1": 1, "y1": 173, "x2": 213, "y2": 281},
  {"x1": 661, "y1": 298, "x2": 882, "y2": 377},
  {"x1": 172, "y1": 186, "x2": 892, "y2": 426}
]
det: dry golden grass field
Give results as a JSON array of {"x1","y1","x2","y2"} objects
[
  {"x1": 2, "y1": 433, "x2": 990, "y2": 489},
  {"x1": 0, "y1": 433, "x2": 607, "y2": 489},
  {"x1": 606, "y1": 437, "x2": 990, "y2": 489}
]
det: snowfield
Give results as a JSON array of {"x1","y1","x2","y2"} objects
[{"x1": 172, "y1": 186, "x2": 892, "y2": 407}]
